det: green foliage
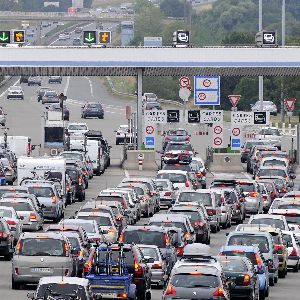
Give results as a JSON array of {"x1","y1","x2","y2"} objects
[{"x1": 160, "y1": 0, "x2": 188, "y2": 18}]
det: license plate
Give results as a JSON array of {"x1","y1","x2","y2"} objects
[
  {"x1": 111, "y1": 267, "x2": 119, "y2": 273},
  {"x1": 98, "y1": 293, "x2": 117, "y2": 298},
  {"x1": 31, "y1": 268, "x2": 52, "y2": 273}
]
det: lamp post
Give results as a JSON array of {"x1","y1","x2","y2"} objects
[{"x1": 259, "y1": 0, "x2": 263, "y2": 111}]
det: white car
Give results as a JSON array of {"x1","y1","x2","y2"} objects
[
  {"x1": 0, "y1": 206, "x2": 22, "y2": 243},
  {"x1": 115, "y1": 124, "x2": 132, "y2": 145},
  {"x1": 156, "y1": 170, "x2": 193, "y2": 191},
  {"x1": 143, "y1": 92, "x2": 157, "y2": 103},
  {"x1": 67, "y1": 122, "x2": 89, "y2": 135},
  {"x1": 257, "y1": 127, "x2": 282, "y2": 149},
  {"x1": 282, "y1": 230, "x2": 300, "y2": 272},
  {"x1": 58, "y1": 33, "x2": 68, "y2": 40},
  {"x1": 251, "y1": 100, "x2": 277, "y2": 115},
  {"x1": 7, "y1": 86, "x2": 24, "y2": 100},
  {"x1": 248, "y1": 214, "x2": 289, "y2": 231}
]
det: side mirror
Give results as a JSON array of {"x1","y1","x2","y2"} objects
[
  {"x1": 286, "y1": 241, "x2": 293, "y2": 248},
  {"x1": 290, "y1": 174, "x2": 296, "y2": 180},
  {"x1": 144, "y1": 257, "x2": 155, "y2": 264},
  {"x1": 194, "y1": 151, "x2": 199, "y2": 155},
  {"x1": 27, "y1": 292, "x2": 35, "y2": 299},
  {"x1": 40, "y1": 204, "x2": 46, "y2": 209}
]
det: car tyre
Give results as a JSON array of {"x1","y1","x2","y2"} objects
[
  {"x1": 279, "y1": 268, "x2": 286, "y2": 278},
  {"x1": 274, "y1": 276, "x2": 278, "y2": 284},
  {"x1": 211, "y1": 225, "x2": 217, "y2": 233},
  {"x1": 259, "y1": 291, "x2": 265, "y2": 300},
  {"x1": 78, "y1": 193, "x2": 84, "y2": 202},
  {"x1": 12, "y1": 276, "x2": 21, "y2": 290},
  {"x1": 293, "y1": 263, "x2": 299, "y2": 272},
  {"x1": 269, "y1": 276, "x2": 274, "y2": 286},
  {"x1": 206, "y1": 236, "x2": 211, "y2": 245}
]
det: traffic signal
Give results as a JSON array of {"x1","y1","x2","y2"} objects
[
  {"x1": 83, "y1": 31, "x2": 96, "y2": 45},
  {"x1": 13, "y1": 30, "x2": 25, "y2": 43},
  {"x1": 0, "y1": 31, "x2": 10, "y2": 44},
  {"x1": 99, "y1": 31, "x2": 111, "y2": 44}
]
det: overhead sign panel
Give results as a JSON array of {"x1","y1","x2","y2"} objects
[
  {"x1": 83, "y1": 30, "x2": 96, "y2": 45},
  {"x1": 194, "y1": 76, "x2": 220, "y2": 105},
  {"x1": 144, "y1": 110, "x2": 167, "y2": 124},
  {"x1": 167, "y1": 110, "x2": 180, "y2": 123},
  {"x1": 187, "y1": 110, "x2": 200, "y2": 123},
  {"x1": 231, "y1": 111, "x2": 269, "y2": 125},
  {"x1": 13, "y1": 30, "x2": 25, "y2": 43},
  {"x1": 99, "y1": 31, "x2": 111, "y2": 44},
  {"x1": 200, "y1": 110, "x2": 223, "y2": 123},
  {"x1": 0, "y1": 31, "x2": 10, "y2": 44},
  {"x1": 212, "y1": 123, "x2": 223, "y2": 149}
]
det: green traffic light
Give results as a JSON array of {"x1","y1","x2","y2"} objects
[
  {"x1": 83, "y1": 31, "x2": 96, "y2": 44},
  {"x1": 0, "y1": 31, "x2": 10, "y2": 44}
]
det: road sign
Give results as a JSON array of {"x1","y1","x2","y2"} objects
[
  {"x1": 232, "y1": 127, "x2": 240, "y2": 136},
  {"x1": 167, "y1": 110, "x2": 180, "y2": 123},
  {"x1": 145, "y1": 125, "x2": 154, "y2": 135},
  {"x1": 188, "y1": 110, "x2": 200, "y2": 123},
  {"x1": 200, "y1": 110, "x2": 223, "y2": 123},
  {"x1": 228, "y1": 95, "x2": 241, "y2": 107},
  {"x1": 13, "y1": 30, "x2": 25, "y2": 43},
  {"x1": 0, "y1": 31, "x2": 10, "y2": 44},
  {"x1": 231, "y1": 138, "x2": 241, "y2": 149},
  {"x1": 144, "y1": 110, "x2": 167, "y2": 123},
  {"x1": 83, "y1": 31, "x2": 96, "y2": 44},
  {"x1": 194, "y1": 76, "x2": 220, "y2": 105},
  {"x1": 99, "y1": 31, "x2": 111, "y2": 44},
  {"x1": 145, "y1": 136, "x2": 155, "y2": 148},
  {"x1": 212, "y1": 123, "x2": 223, "y2": 149},
  {"x1": 138, "y1": 153, "x2": 144, "y2": 160},
  {"x1": 179, "y1": 87, "x2": 191, "y2": 101},
  {"x1": 126, "y1": 105, "x2": 132, "y2": 119},
  {"x1": 284, "y1": 98, "x2": 296, "y2": 111},
  {"x1": 231, "y1": 111, "x2": 253, "y2": 125},
  {"x1": 175, "y1": 30, "x2": 190, "y2": 45},
  {"x1": 263, "y1": 31, "x2": 276, "y2": 45},
  {"x1": 253, "y1": 111, "x2": 269, "y2": 125},
  {"x1": 179, "y1": 76, "x2": 191, "y2": 89}
]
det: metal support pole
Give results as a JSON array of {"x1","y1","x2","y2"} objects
[
  {"x1": 37, "y1": 21, "x2": 42, "y2": 46},
  {"x1": 259, "y1": 0, "x2": 263, "y2": 111},
  {"x1": 137, "y1": 69, "x2": 143, "y2": 150},
  {"x1": 281, "y1": 0, "x2": 286, "y2": 123}
]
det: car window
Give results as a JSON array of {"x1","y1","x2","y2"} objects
[
  {"x1": 157, "y1": 173, "x2": 187, "y2": 183},
  {"x1": 278, "y1": 203, "x2": 300, "y2": 209},
  {"x1": 77, "y1": 215, "x2": 112, "y2": 226},
  {"x1": 150, "y1": 221, "x2": 187, "y2": 233},
  {"x1": 240, "y1": 183, "x2": 255, "y2": 192},
  {"x1": 27, "y1": 187, "x2": 54, "y2": 198},
  {"x1": 155, "y1": 181, "x2": 169, "y2": 188},
  {"x1": 63, "y1": 221, "x2": 95, "y2": 233},
  {"x1": 165, "y1": 143, "x2": 193, "y2": 151},
  {"x1": 178, "y1": 192, "x2": 212, "y2": 206},
  {"x1": 0, "y1": 201, "x2": 33, "y2": 212},
  {"x1": 250, "y1": 218, "x2": 285, "y2": 230},
  {"x1": 66, "y1": 237, "x2": 80, "y2": 249},
  {"x1": 228, "y1": 235, "x2": 270, "y2": 253},
  {"x1": 171, "y1": 274, "x2": 220, "y2": 288},
  {"x1": 0, "y1": 209, "x2": 12, "y2": 218},
  {"x1": 220, "y1": 251, "x2": 257, "y2": 266},
  {"x1": 68, "y1": 124, "x2": 87, "y2": 131},
  {"x1": 219, "y1": 259, "x2": 248, "y2": 272},
  {"x1": 263, "y1": 160, "x2": 286, "y2": 167},
  {"x1": 20, "y1": 238, "x2": 65, "y2": 256},
  {"x1": 258, "y1": 169, "x2": 286, "y2": 178},
  {"x1": 123, "y1": 230, "x2": 165, "y2": 248},
  {"x1": 140, "y1": 247, "x2": 159, "y2": 260},
  {"x1": 170, "y1": 210, "x2": 202, "y2": 222}
]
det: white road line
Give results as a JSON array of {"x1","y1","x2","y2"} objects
[
  {"x1": 243, "y1": 172, "x2": 253, "y2": 179},
  {"x1": 0, "y1": 77, "x2": 20, "y2": 98},
  {"x1": 84, "y1": 76, "x2": 94, "y2": 98},
  {"x1": 124, "y1": 169, "x2": 129, "y2": 178},
  {"x1": 63, "y1": 76, "x2": 70, "y2": 95}
]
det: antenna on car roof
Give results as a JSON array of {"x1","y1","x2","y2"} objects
[{"x1": 61, "y1": 265, "x2": 64, "y2": 282}]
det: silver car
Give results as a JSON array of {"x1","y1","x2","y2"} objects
[
  {"x1": 138, "y1": 244, "x2": 168, "y2": 287},
  {"x1": 12, "y1": 232, "x2": 75, "y2": 289},
  {"x1": 154, "y1": 179, "x2": 175, "y2": 208},
  {"x1": 0, "y1": 206, "x2": 22, "y2": 243},
  {"x1": 0, "y1": 106, "x2": 6, "y2": 126}
]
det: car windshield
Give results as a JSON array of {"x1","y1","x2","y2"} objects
[
  {"x1": 119, "y1": 126, "x2": 128, "y2": 133},
  {"x1": 260, "y1": 128, "x2": 280, "y2": 136},
  {"x1": 178, "y1": 192, "x2": 212, "y2": 206},
  {"x1": 278, "y1": 203, "x2": 300, "y2": 209},
  {"x1": 228, "y1": 235, "x2": 270, "y2": 253},
  {"x1": 170, "y1": 210, "x2": 201, "y2": 222},
  {"x1": 283, "y1": 234, "x2": 293, "y2": 245},
  {"x1": 77, "y1": 215, "x2": 112, "y2": 226},
  {"x1": 156, "y1": 173, "x2": 186, "y2": 183},
  {"x1": 250, "y1": 218, "x2": 285, "y2": 230},
  {"x1": 66, "y1": 237, "x2": 80, "y2": 249},
  {"x1": 62, "y1": 153, "x2": 83, "y2": 161},
  {"x1": 220, "y1": 251, "x2": 257, "y2": 266},
  {"x1": 155, "y1": 181, "x2": 169, "y2": 189},
  {"x1": 219, "y1": 259, "x2": 248, "y2": 272},
  {"x1": 263, "y1": 160, "x2": 286, "y2": 167},
  {"x1": 167, "y1": 130, "x2": 187, "y2": 136},
  {"x1": 0, "y1": 209, "x2": 12, "y2": 218},
  {"x1": 66, "y1": 169, "x2": 78, "y2": 180},
  {"x1": 165, "y1": 143, "x2": 193, "y2": 151},
  {"x1": 0, "y1": 201, "x2": 33, "y2": 212},
  {"x1": 45, "y1": 91, "x2": 57, "y2": 97},
  {"x1": 140, "y1": 247, "x2": 159, "y2": 260},
  {"x1": 258, "y1": 169, "x2": 286, "y2": 178},
  {"x1": 27, "y1": 187, "x2": 54, "y2": 198},
  {"x1": 150, "y1": 221, "x2": 187, "y2": 233},
  {"x1": 68, "y1": 124, "x2": 87, "y2": 131},
  {"x1": 171, "y1": 274, "x2": 219, "y2": 288},
  {"x1": 87, "y1": 103, "x2": 101, "y2": 108},
  {"x1": 245, "y1": 141, "x2": 266, "y2": 150},
  {"x1": 63, "y1": 221, "x2": 95, "y2": 233},
  {"x1": 20, "y1": 238, "x2": 65, "y2": 256},
  {"x1": 240, "y1": 183, "x2": 255, "y2": 192},
  {"x1": 37, "y1": 283, "x2": 87, "y2": 300},
  {"x1": 276, "y1": 213, "x2": 300, "y2": 224},
  {"x1": 123, "y1": 230, "x2": 165, "y2": 248}
]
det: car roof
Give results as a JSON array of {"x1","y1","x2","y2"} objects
[
  {"x1": 38, "y1": 276, "x2": 89, "y2": 286},
  {"x1": 157, "y1": 170, "x2": 188, "y2": 175},
  {"x1": 62, "y1": 219, "x2": 97, "y2": 225},
  {"x1": 250, "y1": 214, "x2": 286, "y2": 220},
  {"x1": 149, "y1": 214, "x2": 189, "y2": 222},
  {"x1": 220, "y1": 245, "x2": 259, "y2": 253},
  {"x1": 21, "y1": 232, "x2": 65, "y2": 239},
  {"x1": 228, "y1": 231, "x2": 272, "y2": 238},
  {"x1": 124, "y1": 225, "x2": 168, "y2": 233},
  {"x1": 173, "y1": 265, "x2": 220, "y2": 276}
]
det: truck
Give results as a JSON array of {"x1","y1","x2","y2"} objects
[
  {"x1": 17, "y1": 156, "x2": 66, "y2": 199},
  {"x1": 0, "y1": 136, "x2": 31, "y2": 158},
  {"x1": 86, "y1": 139, "x2": 103, "y2": 176},
  {"x1": 44, "y1": 120, "x2": 65, "y2": 153}
]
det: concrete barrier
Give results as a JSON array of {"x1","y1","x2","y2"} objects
[
  {"x1": 209, "y1": 153, "x2": 244, "y2": 173},
  {"x1": 122, "y1": 150, "x2": 158, "y2": 171}
]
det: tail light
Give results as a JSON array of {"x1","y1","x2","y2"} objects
[
  {"x1": 185, "y1": 136, "x2": 190, "y2": 141},
  {"x1": 207, "y1": 209, "x2": 216, "y2": 215},
  {"x1": 275, "y1": 244, "x2": 285, "y2": 254},
  {"x1": 185, "y1": 180, "x2": 190, "y2": 188},
  {"x1": 29, "y1": 213, "x2": 37, "y2": 221},
  {"x1": 194, "y1": 221, "x2": 204, "y2": 229},
  {"x1": 51, "y1": 196, "x2": 57, "y2": 204},
  {"x1": 77, "y1": 250, "x2": 83, "y2": 257},
  {"x1": 134, "y1": 261, "x2": 144, "y2": 275},
  {"x1": 262, "y1": 195, "x2": 268, "y2": 200},
  {"x1": 84, "y1": 261, "x2": 92, "y2": 274},
  {"x1": 281, "y1": 187, "x2": 287, "y2": 193},
  {"x1": 213, "y1": 287, "x2": 225, "y2": 297},
  {"x1": 196, "y1": 172, "x2": 203, "y2": 178},
  {"x1": 16, "y1": 240, "x2": 22, "y2": 254},
  {"x1": 236, "y1": 202, "x2": 240, "y2": 209},
  {"x1": 6, "y1": 219, "x2": 16, "y2": 226},
  {"x1": 243, "y1": 274, "x2": 251, "y2": 286},
  {"x1": 0, "y1": 232, "x2": 8, "y2": 239},
  {"x1": 177, "y1": 246, "x2": 184, "y2": 257},
  {"x1": 27, "y1": 142, "x2": 31, "y2": 156},
  {"x1": 64, "y1": 242, "x2": 70, "y2": 256},
  {"x1": 249, "y1": 191, "x2": 258, "y2": 197},
  {"x1": 221, "y1": 196, "x2": 225, "y2": 205},
  {"x1": 164, "y1": 233, "x2": 170, "y2": 246},
  {"x1": 78, "y1": 178, "x2": 82, "y2": 185},
  {"x1": 152, "y1": 263, "x2": 162, "y2": 269},
  {"x1": 290, "y1": 247, "x2": 297, "y2": 257},
  {"x1": 164, "y1": 285, "x2": 176, "y2": 296},
  {"x1": 165, "y1": 137, "x2": 171, "y2": 141},
  {"x1": 255, "y1": 254, "x2": 262, "y2": 265},
  {"x1": 164, "y1": 191, "x2": 172, "y2": 196},
  {"x1": 118, "y1": 293, "x2": 127, "y2": 299},
  {"x1": 119, "y1": 232, "x2": 124, "y2": 242},
  {"x1": 184, "y1": 232, "x2": 191, "y2": 241},
  {"x1": 108, "y1": 227, "x2": 116, "y2": 234},
  {"x1": 202, "y1": 170, "x2": 206, "y2": 176},
  {"x1": 66, "y1": 186, "x2": 71, "y2": 191}
]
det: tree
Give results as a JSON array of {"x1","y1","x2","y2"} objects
[{"x1": 160, "y1": 0, "x2": 188, "y2": 18}]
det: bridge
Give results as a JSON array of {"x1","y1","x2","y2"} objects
[
  {"x1": 0, "y1": 11, "x2": 133, "y2": 22},
  {"x1": 0, "y1": 46, "x2": 300, "y2": 76}
]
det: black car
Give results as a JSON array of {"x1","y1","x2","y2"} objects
[
  {"x1": 28, "y1": 76, "x2": 42, "y2": 86},
  {"x1": 66, "y1": 164, "x2": 86, "y2": 202},
  {"x1": 81, "y1": 102, "x2": 104, "y2": 119},
  {"x1": 19, "y1": 76, "x2": 29, "y2": 84},
  {"x1": 0, "y1": 218, "x2": 14, "y2": 260},
  {"x1": 48, "y1": 76, "x2": 62, "y2": 84},
  {"x1": 37, "y1": 87, "x2": 51, "y2": 102}
]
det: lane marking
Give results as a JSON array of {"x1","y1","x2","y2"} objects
[
  {"x1": 63, "y1": 76, "x2": 70, "y2": 95},
  {"x1": 124, "y1": 169, "x2": 129, "y2": 178},
  {"x1": 0, "y1": 77, "x2": 20, "y2": 98}
]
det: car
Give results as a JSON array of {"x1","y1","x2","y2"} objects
[
  {"x1": 41, "y1": 90, "x2": 59, "y2": 104},
  {"x1": 0, "y1": 206, "x2": 22, "y2": 243},
  {"x1": 168, "y1": 204, "x2": 211, "y2": 244},
  {"x1": 154, "y1": 179, "x2": 175, "y2": 208},
  {"x1": 144, "y1": 101, "x2": 161, "y2": 110},
  {"x1": 251, "y1": 100, "x2": 277, "y2": 115},
  {"x1": 36, "y1": 86, "x2": 51, "y2": 102},
  {"x1": 75, "y1": 26, "x2": 83, "y2": 33},
  {"x1": 219, "y1": 245, "x2": 269, "y2": 300},
  {"x1": 67, "y1": 122, "x2": 89, "y2": 135},
  {"x1": 58, "y1": 33, "x2": 68, "y2": 40},
  {"x1": 27, "y1": 76, "x2": 42, "y2": 86},
  {"x1": 0, "y1": 217, "x2": 14, "y2": 260},
  {"x1": 48, "y1": 103, "x2": 70, "y2": 121},
  {"x1": 115, "y1": 124, "x2": 131, "y2": 145},
  {"x1": 257, "y1": 127, "x2": 282, "y2": 149},
  {"x1": 162, "y1": 129, "x2": 190, "y2": 150},
  {"x1": 255, "y1": 166, "x2": 291, "y2": 181},
  {"x1": 248, "y1": 214, "x2": 289, "y2": 231},
  {"x1": 175, "y1": 189, "x2": 221, "y2": 233},
  {"x1": 163, "y1": 142, "x2": 197, "y2": 163},
  {"x1": 0, "y1": 107, "x2": 6, "y2": 126},
  {"x1": 27, "y1": 277, "x2": 91, "y2": 300},
  {"x1": 81, "y1": 102, "x2": 104, "y2": 119},
  {"x1": 143, "y1": 92, "x2": 157, "y2": 103},
  {"x1": 156, "y1": 170, "x2": 193, "y2": 191},
  {"x1": 138, "y1": 244, "x2": 168, "y2": 287},
  {"x1": 226, "y1": 230, "x2": 279, "y2": 285},
  {"x1": 7, "y1": 86, "x2": 24, "y2": 100},
  {"x1": 1, "y1": 157, "x2": 16, "y2": 185},
  {"x1": 48, "y1": 75, "x2": 62, "y2": 84},
  {"x1": 241, "y1": 140, "x2": 269, "y2": 163},
  {"x1": 119, "y1": 225, "x2": 177, "y2": 275},
  {"x1": 12, "y1": 232, "x2": 76, "y2": 289},
  {"x1": 259, "y1": 179, "x2": 279, "y2": 202},
  {"x1": 191, "y1": 157, "x2": 207, "y2": 188},
  {"x1": 73, "y1": 37, "x2": 82, "y2": 46},
  {"x1": 66, "y1": 164, "x2": 86, "y2": 202},
  {"x1": 19, "y1": 76, "x2": 29, "y2": 84},
  {"x1": 282, "y1": 230, "x2": 300, "y2": 272},
  {"x1": 216, "y1": 256, "x2": 260, "y2": 300}
]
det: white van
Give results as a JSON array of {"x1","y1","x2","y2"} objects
[
  {"x1": 86, "y1": 139, "x2": 104, "y2": 175},
  {"x1": 0, "y1": 136, "x2": 31, "y2": 158}
]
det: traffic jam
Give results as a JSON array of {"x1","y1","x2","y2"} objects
[{"x1": 0, "y1": 94, "x2": 299, "y2": 300}]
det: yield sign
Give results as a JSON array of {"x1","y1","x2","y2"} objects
[
  {"x1": 284, "y1": 98, "x2": 296, "y2": 111},
  {"x1": 228, "y1": 95, "x2": 241, "y2": 107}
]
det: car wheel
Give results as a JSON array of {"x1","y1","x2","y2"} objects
[
  {"x1": 274, "y1": 275, "x2": 278, "y2": 284},
  {"x1": 211, "y1": 225, "x2": 217, "y2": 233},
  {"x1": 269, "y1": 276, "x2": 275, "y2": 286},
  {"x1": 279, "y1": 268, "x2": 286, "y2": 278},
  {"x1": 4, "y1": 251, "x2": 12, "y2": 261},
  {"x1": 265, "y1": 287, "x2": 269, "y2": 297},
  {"x1": 78, "y1": 193, "x2": 84, "y2": 202},
  {"x1": 116, "y1": 140, "x2": 119, "y2": 145},
  {"x1": 12, "y1": 276, "x2": 21, "y2": 290},
  {"x1": 259, "y1": 291, "x2": 265, "y2": 300}
]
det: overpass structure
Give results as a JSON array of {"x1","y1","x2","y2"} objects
[
  {"x1": 1, "y1": 45, "x2": 299, "y2": 149},
  {"x1": 0, "y1": 11, "x2": 133, "y2": 22}
]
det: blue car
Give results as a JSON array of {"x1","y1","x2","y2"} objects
[{"x1": 219, "y1": 245, "x2": 269, "y2": 300}]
